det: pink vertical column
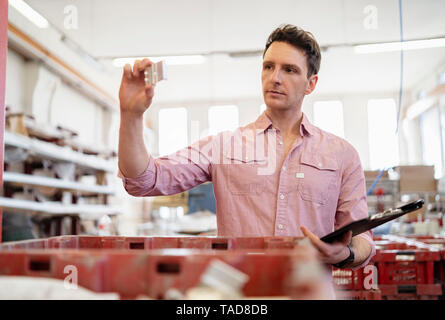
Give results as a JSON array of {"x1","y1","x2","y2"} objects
[{"x1": 0, "y1": 0, "x2": 8, "y2": 242}]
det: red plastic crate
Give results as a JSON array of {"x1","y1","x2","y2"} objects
[
  {"x1": 374, "y1": 236, "x2": 434, "y2": 251},
  {"x1": 401, "y1": 236, "x2": 445, "y2": 248},
  {"x1": 0, "y1": 236, "x2": 334, "y2": 299},
  {"x1": 336, "y1": 289, "x2": 382, "y2": 300},
  {"x1": 379, "y1": 283, "x2": 442, "y2": 300},
  {"x1": 0, "y1": 235, "x2": 303, "y2": 251},
  {"x1": 382, "y1": 294, "x2": 440, "y2": 300},
  {"x1": 408, "y1": 237, "x2": 445, "y2": 286},
  {"x1": 332, "y1": 267, "x2": 367, "y2": 290},
  {"x1": 373, "y1": 249, "x2": 441, "y2": 285},
  {"x1": 0, "y1": 249, "x2": 331, "y2": 299}
]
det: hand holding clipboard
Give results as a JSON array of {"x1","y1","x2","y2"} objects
[{"x1": 320, "y1": 199, "x2": 424, "y2": 243}]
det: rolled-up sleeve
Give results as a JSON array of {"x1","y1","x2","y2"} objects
[
  {"x1": 118, "y1": 135, "x2": 214, "y2": 197},
  {"x1": 335, "y1": 144, "x2": 376, "y2": 269}
]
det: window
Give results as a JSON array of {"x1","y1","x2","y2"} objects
[
  {"x1": 158, "y1": 107, "x2": 188, "y2": 156},
  {"x1": 367, "y1": 99, "x2": 399, "y2": 170},
  {"x1": 421, "y1": 106, "x2": 443, "y2": 178},
  {"x1": 208, "y1": 105, "x2": 239, "y2": 135},
  {"x1": 313, "y1": 100, "x2": 345, "y2": 138},
  {"x1": 439, "y1": 70, "x2": 445, "y2": 85}
]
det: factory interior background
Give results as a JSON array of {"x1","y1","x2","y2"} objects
[
  {"x1": 3, "y1": 0, "x2": 445, "y2": 238},
  {"x1": 1, "y1": 0, "x2": 445, "y2": 301}
]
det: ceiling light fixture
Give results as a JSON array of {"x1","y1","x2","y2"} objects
[
  {"x1": 9, "y1": 0, "x2": 49, "y2": 28},
  {"x1": 355, "y1": 37, "x2": 445, "y2": 54},
  {"x1": 113, "y1": 55, "x2": 206, "y2": 67}
]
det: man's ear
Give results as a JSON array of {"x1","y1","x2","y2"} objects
[{"x1": 304, "y1": 74, "x2": 318, "y2": 95}]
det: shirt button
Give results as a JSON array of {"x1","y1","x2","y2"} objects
[
  {"x1": 278, "y1": 224, "x2": 284, "y2": 230},
  {"x1": 282, "y1": 166, "x2": 286, "y2": 171},
  {"x1": 280, "y1": 194, "x2": 285, "y2": 200},
  {"x1": 279, "y1": 141, "x2": 283, "y2": 145},
  {"x1": 318, "y1": 162, "x2": 322, "y2": 167}
]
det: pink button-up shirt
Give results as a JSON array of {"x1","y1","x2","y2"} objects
[{"x1": 120, "y1": 112, "x2": 375, "y2": 270}]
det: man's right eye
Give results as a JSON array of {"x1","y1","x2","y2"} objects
[{"x1": 263, "y1": 65, "x2": 272, "y2": 70}]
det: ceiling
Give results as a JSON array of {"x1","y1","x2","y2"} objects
[{"x1": 24, "y1": 0, "x2": 445, "y2": 100}]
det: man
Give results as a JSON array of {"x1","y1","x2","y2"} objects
[{"x1": 118, "y1": 25, "x2": 375, "y2": 278}]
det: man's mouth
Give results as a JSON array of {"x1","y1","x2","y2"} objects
[{"x1": 267, "y1": 90, "x2": 285, "y2": 96}]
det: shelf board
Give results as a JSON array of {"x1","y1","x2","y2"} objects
[
  {"x1": 4, "y1": 131, "x2": 115, "y2": 172},
  {"x1": 3, "y1": 172, "x2": 115, "y2": 195},
  {"x1": 0, "y1": 197, "x2": 121, "y2": 218}
]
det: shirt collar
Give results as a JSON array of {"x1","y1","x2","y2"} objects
[
  {"x1": 300, "y1": 112, "x2": 314, "y2": 137},
  {"x1": 254, "y1": 111, "x2": 314, "y2": 137},
  {"x1": 254, "y1": 111, "x2": 274, "y2": 134}
]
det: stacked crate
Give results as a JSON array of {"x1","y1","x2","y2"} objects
[
  {"x1": 3, "y1": 234, "x2": 444, "y2": 300},
  {"x1": 333, "y1": 235, "x2": 445, "y2": 300},
  {"x1": 0, "y1": 236, "x2": 334, "y2": 299}
]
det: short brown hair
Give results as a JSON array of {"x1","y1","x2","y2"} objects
[{"x1": 263, "y1": 24, "x2": 321, "y2": 78}]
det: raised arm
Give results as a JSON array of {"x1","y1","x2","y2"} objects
[
  {"x1": 117, "y1": 59, "x2": 212, "y2": 197},
  {"x1": 118, "y1": 58, "x2": 153, "y2": 178}
]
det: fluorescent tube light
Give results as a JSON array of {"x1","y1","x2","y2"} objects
[
  {"x1": 355, "y1": 38, "x2": 445, "y2": 54},
  {"x1": 113, "y1": 55, "x2": 206, "y2": 67},
  {"x1": 9, "y1": 0, "x2": 49, "y2": 28}
]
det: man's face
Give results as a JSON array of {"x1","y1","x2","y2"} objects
[{"x1": 261, "y1": 41, "x2": 318, "y2": 111}]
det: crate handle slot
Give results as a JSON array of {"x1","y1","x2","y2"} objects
[
  {"x1": 212, "y1": 242, "x2": 228, "y2": 250},
  {"x1": 29, "y1": 260, "x2": 50, "y2": 271},
  {"x1": 398, "y1": 285, "x2": 416, "y2": 294},
  {"x1": 395, "y1": 252, "x2": 415, "y2": 261},
  {"x1": 157, "y1": 263, "x2": 181, "y2": 274},
  {"x1": 129, "y1": 242, "x2": 145, "y2": 250}
]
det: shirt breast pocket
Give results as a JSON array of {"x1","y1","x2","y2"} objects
[
  {"x1": 298, "y1": 153, "x2": 338, "y2": 205},
  {"x1": 224, "y1": 153, "x2": 267, "y2": 196}
]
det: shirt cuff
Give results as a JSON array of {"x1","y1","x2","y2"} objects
[{"x1": 117, "y1": 158, "x2": 155, "y2": 196}]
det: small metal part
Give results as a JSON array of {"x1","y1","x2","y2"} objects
[{"x1": 144, "y1": 60, "x2": 167, "y2": 85}]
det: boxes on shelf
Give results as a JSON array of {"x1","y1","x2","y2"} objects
[
  {"x1": 364, "y1": 170, "x2": 389, "y2": 180},
  {"x1": 396, "y1": 165, "x2": 437, "y2": 193}
]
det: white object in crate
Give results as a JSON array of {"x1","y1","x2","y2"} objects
[
  {"x1": 194, "y1": 259, "x2": 249, "y2": 299},
  {"x1": 144, "y1": 60, "x2": 167, "y2": 85}
]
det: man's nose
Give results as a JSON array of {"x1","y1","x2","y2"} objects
[{"x1": 271, "y1": 69, "x2": 282, "y2": 84}]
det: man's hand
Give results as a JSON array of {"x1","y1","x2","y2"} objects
[
  {"x1": 119, "y1": 58, "x2": 155, "y2": 116},
  {"x1": 300, "y1": 226, "x2": 352, "y2": 265}
]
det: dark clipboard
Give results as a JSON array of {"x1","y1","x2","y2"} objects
[{"x1": 320, "y1": 199, "x2": 424, "y2": 243}]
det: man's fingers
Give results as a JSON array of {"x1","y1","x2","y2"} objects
[
  {"x1": 133, "y1": 59, "x2": 141, "y2": 77},
  {"x1": 140, "y1": 58, "x2": 152, "y2": 70},
  {"x1": 123, "y1": 64, "x2": 132, "y2": 80},
  {"x1": 300, "y1": 226, "x2": 329, "y2": 256}
]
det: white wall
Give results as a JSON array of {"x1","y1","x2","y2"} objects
[
  {"x1": 400, "y1": 58, "x2": 445, "y2": 174},
  {"x1": 5, "y1": 49, "x2": 107, "y2": 148},
  {"x1": 5, "y1": 50, "x2": 27, "y2": 112},
  {"x1": 51, "y1": 81, "x2": 104, "y2": 147}
]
